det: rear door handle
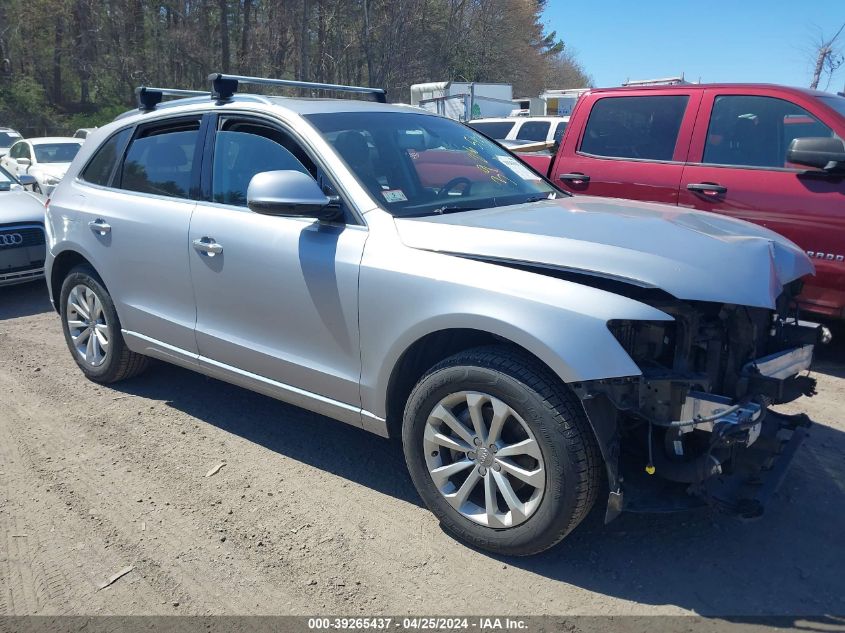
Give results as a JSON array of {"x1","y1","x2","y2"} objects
[
  {"x1": 559, "y1": 172, "x2": 590, "y2": 184},
  {"x1": 687, "y1": 182, "x2": 727, "y2": 195},
  {"x1": 88, "y1": 219, "x2": 111, "y2": 235},
  {"x1": 192, "y1": 237, "x2": 223, "y2": 256}
]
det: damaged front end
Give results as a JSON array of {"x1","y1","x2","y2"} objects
[{"x1": 572, "y1": 282, "x2": 830, "y2": 521}]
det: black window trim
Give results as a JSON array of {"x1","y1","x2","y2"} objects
[
  {"x1": 201, "y1": 110, "x2": 365, "y2": 226},
  {"x1": 576, "y1": 94, "x2": 691, "y2": 163}
]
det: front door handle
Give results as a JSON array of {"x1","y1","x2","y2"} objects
[
  {"x1": 88, "y1": 219, "x2": 111, "y2": 235},
  {"x1": 687, "y1": 182, "x2": 727, "y2": 195},
  {"x1": 192, "y1": 237, "x2": 223, "y2": 256},
  {"x1": 559, "y1": 172, "x2": 590, "y2": 184}
]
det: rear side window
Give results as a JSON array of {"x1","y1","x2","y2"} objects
[
  {"x1": 81, "y1": 128, "x2": 132, "y2": 186},
  {"x1": 120, "y1": 120, "x2": 200, "y2": 198},
  {"x1": 703, "y1": 95, "x2": 836, "y2": 169},
  {"x1": 468, "y1": 121, "x2": 516, "y2": 139},
  {"x1": 580, "y1": 95, "x2": 689, "y2": 161},
  {"x1": 516, "y1": 121, "x2": 551, "y2": 141}
]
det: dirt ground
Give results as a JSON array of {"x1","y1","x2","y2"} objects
[{"x1": 1, "y1": 281, "x2": 843, "y2": 617}]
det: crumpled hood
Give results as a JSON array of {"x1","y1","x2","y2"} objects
[
  {"x1": 395, "y1": 196, "x2": 814, "y2": 309},
  {"x1": 0, "y1": 189, "x2": 47, "y2": 225}
]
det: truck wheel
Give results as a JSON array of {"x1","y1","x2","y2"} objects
[
  {"x1": 60, "y1": 265, "x2": 149, "y2": 383},
  {"x1": 402, "y1": 345, "x2": 601, "y2": 556}
]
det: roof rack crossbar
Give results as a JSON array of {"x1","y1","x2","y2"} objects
[
  {"x1": 208, "y1": 73, "x2": 387, "y2": 103},
  {"x1": 135, "y1": 86, "x2": 210, "y2": 111}
]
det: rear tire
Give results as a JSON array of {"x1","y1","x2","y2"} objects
[
  {"x1": 402, "y1": 345, "x2": 602, "y2": 556},
  {"x1": 59, "y1": 265, "x2": 149, "y2": 383}
]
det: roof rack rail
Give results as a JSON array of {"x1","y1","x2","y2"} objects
[
  {"x1": 136, "y1": 86, "x2": 210, "y2": 112},
  {"x1": 207, "y1": 73, "x2": 387, "y2": 103}
]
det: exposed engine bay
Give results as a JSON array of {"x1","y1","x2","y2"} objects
[{"x1": 572, "y1": 281, "x2": 831, "y2": 520}]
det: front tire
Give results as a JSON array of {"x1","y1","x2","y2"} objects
[
  {"x1": 402, "y1": 346, "x2": 602, "y2": 556},
  {"x1": 60, "y1": 265, "x2": 149, "y2": 383}
]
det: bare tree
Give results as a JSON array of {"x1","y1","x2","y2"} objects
[{"x1": 810, "y1": 22, "x2": 845, "y2": 90}]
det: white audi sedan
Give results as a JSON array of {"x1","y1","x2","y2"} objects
[
  {"x1": 0, "y1": 136, "x2": 83, "y2": 196},
  {"x1": 0, "y1": 165, "x2": 46, "y2": 287}
]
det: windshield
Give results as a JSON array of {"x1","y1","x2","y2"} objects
[
  {"x1": 305, "y1": 111, "x2": 560, "y2": 217},
  {"x1": 818, "y1": 95, "x2": 845, "y2": 118},
  {"x1": 0, "y1": 131, "x2": 21, "y2": 149},
  {"x1": 33, "y1": 142, "x2": 81, "y2": 163}
]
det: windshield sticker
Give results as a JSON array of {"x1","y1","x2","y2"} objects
[
  {"x1": 382, "y1": 189, "x2": 408, "y2": 203},
  {"x1": 496, "y1": 155, "x2": 542, "y2": 181},
  {"x1": 7, "y1": 132, "x2": 20, "y2": 138}
]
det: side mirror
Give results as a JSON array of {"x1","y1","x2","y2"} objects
[
  {"x1": 787, "y1": 137, "x2": 845, "y2": 171},
  {"x1": 247, "y1": 170, "x2": 340, "y2": 221},
  {"x1": 17, "y1": 157, "x2": 31, "y2": 167},
  {"x1": 18, "y1": 174, "x2": 37, "y2": 190}
]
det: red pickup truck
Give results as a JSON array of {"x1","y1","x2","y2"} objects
[{"x1": 518, "y1": 84, "x2": 845, "y2": 318}]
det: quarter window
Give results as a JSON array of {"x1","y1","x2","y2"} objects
[
  {"x1": 81, "y1": 128, "x2": 132, "y2": 186},
  {"x1": 703, "y1": 95, "x2": 836, "y2": 169},
  {"x1": 516, "y1": 121, "x2": 551, "y2": 142},
  {"x1": 211, "y1": 119, "x2": 315, "y2": 206},
  {"x1": 120, "y1": 120, "x2": 200, "y2": 198},
  {"x1": 580, "y1": 95, "x2": 689, "y2": 161}
]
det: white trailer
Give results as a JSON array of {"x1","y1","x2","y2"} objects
[{"x1": 410, "y1": 81, "x2": 514, "y2": 121}]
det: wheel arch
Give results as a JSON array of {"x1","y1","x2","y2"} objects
[{"x1": 49, "y1": 249, "x2": 103, "y2": 313}]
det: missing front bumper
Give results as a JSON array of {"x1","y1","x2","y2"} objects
[{"x1": 611, "y1": 408, "x2": 811, "y2": 519}]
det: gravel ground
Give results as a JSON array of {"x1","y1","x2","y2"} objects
[{"x1": 1, "y1": 281, "x2": 843, "y2": 617}]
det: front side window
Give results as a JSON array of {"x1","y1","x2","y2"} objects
[
  {"x1": 120, "y1": 120, "x2": 200, "y2": 198},
  {"x1": 81, "y1": 128, "x2": 132, "y2": 186},
  {"x1": 580, "y1": 95, "x2": 689, "y2": 161},
  {"x1": 33, "y1": 143, "x2": 81, "y2": 163},
  {"x1": 212, "y1": 119, "x2": 313, "y2": 206},
  {"x1": 467, "y1": 121, "x2": 516, "y2": 140},
  {"x1": 516, "y1": 121, "x2": 551, "y2": 141},
  {"x1": 703, "y1": 95, "x2": 837, "y2": 169},
  {"x1": 552, "y1": 122, "x2": 568, "y2": 145},
  {"x1": 306, "y1": 111, "x2": 560, "y2": 218},
  {"x1": 10, "y1": 142, "x2": 30, "y2": 160}
]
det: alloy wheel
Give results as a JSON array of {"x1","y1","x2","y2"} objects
[
  {"x1": 423, "y1": 391, "x2": 545, "y2": 528},
  {"x1": 66, "y1": 284, "x2": 110, "y2": 367}
]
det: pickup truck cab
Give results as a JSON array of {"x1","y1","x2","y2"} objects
[{"x1": 519, "y1": 85, "x2": 845, "y2": 319}]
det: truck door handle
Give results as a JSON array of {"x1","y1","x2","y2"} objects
[
  {"x1": 687, "y1": 182, "x2": 727, "y2": 195},
  {"x1": 88, "y1": 219, "x2": 111, "y2": 235},
  {"x1": 192, "y1": 237, "x2": 223, "y2": 256},
  {"x1": 559, "y1": 172, "x2": 590, "y2": 184}
]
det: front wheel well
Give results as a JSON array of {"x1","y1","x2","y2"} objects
[
  {"x1": 50, "y1": 251, "x2": 96, "y2": 312},
  {"x1": 385, "y1": 329, "x2": 567, "y2": 441}
]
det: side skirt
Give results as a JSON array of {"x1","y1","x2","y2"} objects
[{"x1": 121, "y1": 330, "x2": 389, "y2": 438}]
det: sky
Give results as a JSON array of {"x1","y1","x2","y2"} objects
[{"x1": 542, "y1": 0, "x2": 845, "y2": 92}]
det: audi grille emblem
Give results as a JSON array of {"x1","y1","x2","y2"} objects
[{"x1": 0, "y1": 233, "x2": 24, "y2": 247}]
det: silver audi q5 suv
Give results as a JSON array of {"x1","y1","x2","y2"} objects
[{"x1": 44, "y1": 75, "x2": 826, "y2": 555}]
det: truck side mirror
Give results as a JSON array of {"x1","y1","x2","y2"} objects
[{"x1": 787, "y1": 137, "x2": 845, "y2": 171}]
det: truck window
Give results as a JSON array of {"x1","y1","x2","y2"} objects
[
  {"x1": 703, "y1": 95, "x2": 836, "y2": 169},
  {"x1": 468, "y1": 121, "x2": 516, "y2": 140},
  {"x1": 579, "y1": 95, "x2": 688, "y2": 161},
  {"x1": 516, "y1": 121, "x2": 551, "y2": 141}
]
